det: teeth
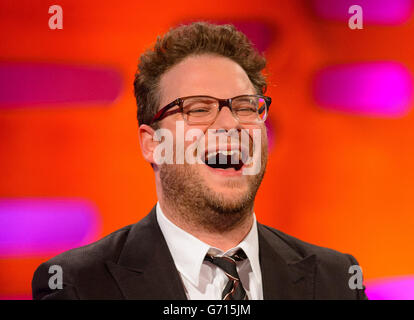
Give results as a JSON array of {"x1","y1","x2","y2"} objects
[{"x1": 206, "y1": 150, "x2": 240, "y2": 159}]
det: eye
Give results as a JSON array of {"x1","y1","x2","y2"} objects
[
  {"x1": 187, "y1": 107, "x2": 210, "y2": 114},
  {"x1": 184, "y1": 98, "x2": 216, "y2": 116},
  {"x1": 234, "y1": 105, "x2": 257, "y2": 114},
  {"x1": 237, "y1": 106, "x2": 256, "y2": 111}
]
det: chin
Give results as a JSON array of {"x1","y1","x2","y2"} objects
[
  {"x1": 205, "y1": 186, "x2": 252, "y2": 211},
  {"x1": 204, "y1": 178, "x2": 248, "y2": 194}
]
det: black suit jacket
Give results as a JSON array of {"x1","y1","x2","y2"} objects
[{"x1": 32, "y1": 206, "x2": 367, "y2": 299}]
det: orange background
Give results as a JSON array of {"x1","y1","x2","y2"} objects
[{"x1": 0, "y1": 0, "x2": 413, "y2": 298}]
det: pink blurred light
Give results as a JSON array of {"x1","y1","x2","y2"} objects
[
  {"x1": 0, "y1": 63, "x2": 123, "y2": 107},
  {"x1": 227, "y1": 21, "x2": 273, "y2": 53},
  {"x1": 366, "y1": 275, "x2": 414, "y2": 300},
  {"x1": 266, "y1": 119, "x2": 275, "y2": 151},
  {"x1": 312, "y1": 62, "x2": 413, "y2": 117},
  {"x1": 312, "y1": 0, "x2": 414, "y2": 25},
  {"x1": 0, "y1": 198, "x2": 101, "y2": 258},
  {"x1": 180, "y1": 20, "x2": 273, "y2": 53}
]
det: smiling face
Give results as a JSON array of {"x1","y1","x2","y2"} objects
[{"x1": 146, "y1": 54, "x2": 268, "y2": 231}]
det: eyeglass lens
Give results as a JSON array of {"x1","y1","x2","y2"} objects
[{"x1": 182, "y1": 96, "x2": 267, "y2": 124}]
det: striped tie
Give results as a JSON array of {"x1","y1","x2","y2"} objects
[{"x1": 204, "y1": 249, "x2": 249, "y2": 300}]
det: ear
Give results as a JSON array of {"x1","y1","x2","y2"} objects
[{"x1": 138, "y1": 124, "x2": 157, "y2": 164}]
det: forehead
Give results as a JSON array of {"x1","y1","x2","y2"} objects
[{"x1": 158, "y1": 54, "x2": 256, "y2": 107}]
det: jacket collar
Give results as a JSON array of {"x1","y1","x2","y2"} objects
[
  {"x1": 105, "y1": 205, "x2": 188, "y2": 299},
  {"x1": 106, "y1": 206, "x2": 316, "y2": 299},
  {"x1": 258, "y1": 224, "x2": 316, "y2": 299}
]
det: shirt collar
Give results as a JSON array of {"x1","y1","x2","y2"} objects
[{"x1": 155, "y1": 202, "x2": 262, "y2": 287}]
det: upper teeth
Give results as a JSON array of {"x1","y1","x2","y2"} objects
[{"x1": 206, "y1": 150, "x2": 240, "y2": 159}]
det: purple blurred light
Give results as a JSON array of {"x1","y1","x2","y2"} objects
[
  {"x1": 229, "y1": 21, "x2": 273, "y2": 53},
  {"x1": 366, "y1": 275, "x2": 414, "y2": 300},
  {"x1": 312, "y1": 62, "x2": 413, "y2": 117},
  {"x1": 0, "y1": 198, "x2": 100, "y2": 257},
  {"x1": 266, "y1": 119, "x2": 275, "y2": 151},
  {"x1": 312, "y1": 0, "x2": 414, "y2": 25},
  {"x1": 0, "y1": 63, "x2": 123, "y2": 107},
  {"x1": 181, "y1": 20, "x2": 273, "y2": 53}
]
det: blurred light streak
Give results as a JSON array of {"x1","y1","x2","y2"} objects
[
  {"x1": 366, "y1": 275, "x2": 414, "y2": 300},
  {"x1": 0, "y1": 63, "x2": 123, "y2": 107},
  {"x1": 311, "y1": 0, "x2": 414, "y2": 25},
  {"x1": 312, "y1": 62, "x2": 413, "y2": 117},
  {"x1": 0, "y1": 198, "x2": 100, "y2": 257}
]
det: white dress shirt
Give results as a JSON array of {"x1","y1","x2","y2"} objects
[{"x1": 156, "y1": 202, "x2": 263, "y2": 300}]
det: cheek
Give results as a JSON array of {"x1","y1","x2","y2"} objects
[
  {"x1": 184, "y1": 127, "x2": 208, "y2": 151},
  {"x1": 170, "y1": 126, "x2": 207, "y2": 165}
]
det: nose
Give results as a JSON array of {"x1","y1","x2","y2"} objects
[{"x1": 209, "y1": 105, "x2": 240, "y2": 131}]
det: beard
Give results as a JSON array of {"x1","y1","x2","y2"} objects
[{"x1": 159, "y1": 136, "x2": 268, "y2": 233}]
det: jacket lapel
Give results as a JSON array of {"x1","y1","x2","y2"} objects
[
  {"x1": 105, "y1": 206, "x2": 316, "y2": 300},
  {"x1": 258, "y1": 224, "x2": 316, "y2": 299},
  {"x1": 105, "y1": 206, "x2": 187, "y2": 300}
]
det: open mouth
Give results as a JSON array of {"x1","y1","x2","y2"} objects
[{"x1": 202, "y1": 149, "x2": 247, "y2": 172}]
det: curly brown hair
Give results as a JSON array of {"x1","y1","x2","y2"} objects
[{"x1": 133, "y1": 21, "x2": 267, "y2": 127}]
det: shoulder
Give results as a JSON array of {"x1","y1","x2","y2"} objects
[
  {"x1": 259, "y1": 224, "x2": 366, "y2": 289},
  {"x1": 258, "y1": 223, "x2": 367, "y2": 299},
  {"x1": 32, "y1": 223, "x2": 134, "y2": 299},
  {"x1": 45, "y1": 223, "x2": 133, "y2": 269},
  {"x1": 259, "y1": 223, "x2": 357, "y2": 264}
]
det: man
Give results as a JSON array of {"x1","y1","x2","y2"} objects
[{"x1": 32, "y1": 22, "x2": 367, "y2": 300}]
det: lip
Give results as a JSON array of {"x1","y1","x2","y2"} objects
[{"x1": 203, "y1": 163, "x2": 245, "y2": 177}]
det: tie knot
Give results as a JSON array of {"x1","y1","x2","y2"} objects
[
  {"x1": 204, "y1": 249, "x2": 247, "y2": 279},
  {"x1": 231, "y1": 249, "x2": 248, "y2": 261},
  {"x1": 204, "y1": 249, "x2": 248, "y2": 300}
]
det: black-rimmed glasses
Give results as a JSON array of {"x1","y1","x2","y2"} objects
[{"x1": 149, "y1": 94, "x2": 271, "y2": 125}]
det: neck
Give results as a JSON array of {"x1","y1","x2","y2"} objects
[{"x1": 158, "y1": 198, "x2": 254, "y2": 252}]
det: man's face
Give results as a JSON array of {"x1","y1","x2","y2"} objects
[{"x1": 154, "y1": 54, "x2": 268, "y2": 223}]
